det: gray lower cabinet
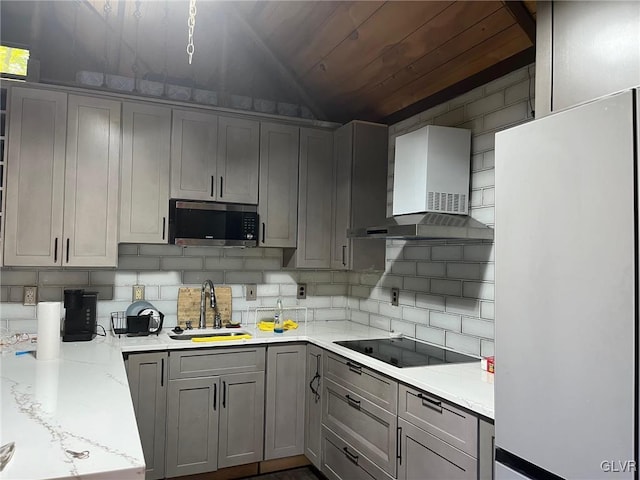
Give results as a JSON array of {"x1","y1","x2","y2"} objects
[
  {"x1": 166, "y1": 376, "x2": 219, "y2": 477},
  {"x1": 397, "y1": 418, "x2": 476, "y2": 480},
  {"x1": 304, "y1": 344, "x2": 324, "y2": 468},
  {"x1": 479, "y1": 419, "x2": 495, "y2": 480},
  {"x1": 126, "y1": 352, "x2": 168, "y2": 480},
  {"x1": 264, "y1": 344, "x2": 306, "y2": 460},
  {"x1": 321, "y1": 426, "x2": 393, "y2": 480},
  {"x1": 165, "y1": 347, "x2": 265, "y2": 477},
  {"x1": 218, "y1": 371, "x2": 265, "y2": 468}
]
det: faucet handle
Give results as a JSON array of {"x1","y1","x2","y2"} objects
[
  {"x1": 185, "y1": 321, "x2": 193, "y2": 330},
  {"x1": 214, "y1": 313, "x2": 222, "y2": 329}
]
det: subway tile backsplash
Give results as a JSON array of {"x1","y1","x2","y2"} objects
[{"x1": 0, "y1": 64, "x2": 535, "y2": 358}]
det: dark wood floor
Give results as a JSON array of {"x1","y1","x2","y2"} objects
[{"x1": 246, "y1": 467, "x2": 323, "y2": 480}]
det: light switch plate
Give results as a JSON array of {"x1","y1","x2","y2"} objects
[{"x1": 23, "y1": 286, "x2": 37, "y2": 306}]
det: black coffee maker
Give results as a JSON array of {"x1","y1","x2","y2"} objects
[{"x1": 62, "y1": 289, "x2": 98, "y2": 342}]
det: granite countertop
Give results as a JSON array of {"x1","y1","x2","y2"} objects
[{"x1": 0, "y1": 320, "x2": 494, "y2": 480}]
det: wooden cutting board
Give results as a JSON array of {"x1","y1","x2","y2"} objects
[{"x1": 177, "y1": 286, "x2": 232, "y2": 328}]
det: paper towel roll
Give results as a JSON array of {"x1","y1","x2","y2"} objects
[{"x1": 37, "y1": 302, "x2": 61, "y2": 360}]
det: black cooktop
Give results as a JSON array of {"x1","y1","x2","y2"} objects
[{"x1": 334, "y1": 338, "x2": 478, "y2": 368}]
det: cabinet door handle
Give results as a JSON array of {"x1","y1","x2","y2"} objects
[
  {"x1": 342, "y1": 446, "x2": 359, "y2": 465},
  {"x1": 210, "y1": 176, "x2": 214, "y2": 197},
  {"x1": 346, "y1": 361, "x2": 362, "y2": 375},
  {"x1": 66, "y1": 238, "x2": 70, "y2": 263},
  {"x1": 220, "y1": 177, "x2": 223, "y2": 197},
  {"x1": 418, "y1": 393, "x2": 443, "y2": 413},
  {"x1": 262, "y1": 223, "x2": 266, "y2": 244},
  {"x1": 345, "y1": 394, "x2": 361, "y2": 410},
  {"x1": 54, "y1": 238, "x2": 58, "y2": 263},
  {"x1": 342, "y1": 245, "x2": 347, "y2": 266},
  {"x1": 213, "y1": 383, "x2": 217, "y2": 411},
  {"x1": 160, "y1": 358, "x2": 164, "y2": 387},
  {"x1": 162, "y1": 217, "x2": 166, "y2": 240},
  {"x1": 222, "y1": 380, "x2": 226, "y2": 408},
  {"x1": 397, "y1": 426, "x2": 402, "y2": 463}
]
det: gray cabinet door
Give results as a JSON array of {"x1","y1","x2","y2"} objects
[
  {"x1": 331, "y1": 123, "x2": 352, "y2": 270},
  {"x1": 217, "y1": 116, "x2": 259, "y2": 204},
  {"x1": 304, "y1": 344, "x2": 323, "y2": 468},
  {"x1": 63, "y1": 94, "x2": 120, "y2": 266},
  {"x1": 127, "y1": 352, "x2": 168, "y2": 480},
  {"x1": 166, "y1": 376, "x2": 219, "y2": 477},
  {"x1": 478, "y1": 419, "x2": 495, "y2": 480},
  {"x1": 218, "y1": 371, "x2": 265, "y2": 468},
  {"x1": 4, "y1": 87, "x2": 67, "y2": 266},
  {"x1": 120, "y1": 102, "x2": 171, "y2": 243},
  {"x1": 170, "y1": 109, "x2": 218, "y2": 201},
  {"x1": 398, "y1": 418, "x2": 476, "y2": 480},
  {"x1": 265, "y1": 344, "x2": 306, "y2": 460},
  {"x1": 285, "y1": 127, "x2": 334, "y2": 268},
  {"x1": 258, "y1": 122, "x2": 299, "y2": 247}
]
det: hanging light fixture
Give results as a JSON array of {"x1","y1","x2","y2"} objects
[{"x1": 187, "y1": 0, "x2": 197, "y2": 64}]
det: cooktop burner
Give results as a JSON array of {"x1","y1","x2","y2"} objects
[{"x1": 334, "y1": 337, "x2": 478, "y2": 368}]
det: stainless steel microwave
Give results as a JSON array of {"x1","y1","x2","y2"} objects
[{"x1": 169, "y1": 200, "x2": 258, "y2": 247}]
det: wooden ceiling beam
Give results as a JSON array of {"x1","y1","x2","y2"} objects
[
  {"x1": 502, "y1": 1, "x2": 536, "y2": 43},
  {"x1": 383, "y1": 46, "x2": 536, "y2": 125},
  {"x1": 224, "y1": 3, "x2": 328, "y2": 121}
]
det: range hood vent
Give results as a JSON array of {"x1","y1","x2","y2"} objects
[
  {"x1": 348, "y1": 213, "x2": 494, "y2": 240},
  {"x1": 352, "y1": 125, "x2": 493, "y2": 241}
]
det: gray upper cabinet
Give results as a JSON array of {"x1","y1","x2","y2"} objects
[
  {"x1": 331, "y1": 121, "x2": 387, "y2": 271},
  {"x1": 120, "y1": 102, "x2": 171, "y2": 244},
  {"x1": 171, "y1": 114, "x2": 259, "y2": 204},
  {"x1": 258, "y1": 122, "x2": 299, "y2": 248},
  {"x1": 284, "y1": 127, "x2": 334, "y2": 268},
  {"x1": 4, "y1": 88, "x2": 120, "y2": 266},
  {"x1": 126, "y1": 352, "x2": 168, "y2": 480},
  {"x1": 170, "y1": 109, "x2": 218, "y2": 201},
  {"x1": 264, "y1": 344, "x2": 306, "y2": 460},
  {"x1": 305, "y1": 344, "x2": 324, "y2": 469},
  {"x1": 4, "y1": 87, "x2": 67, "y2": 266},
  {"x1": 217, "y1": 116, "x2": 259, "y2": 204}
]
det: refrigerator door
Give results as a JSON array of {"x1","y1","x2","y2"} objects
[{"x1": 495, "y1": 90, "x2": 636, "y2": 478}]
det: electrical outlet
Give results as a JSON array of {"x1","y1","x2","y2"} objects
[
  {"x1": 391, "y1": 287, "x2": 399, "y2": 306},
  {"x1": 23, "y1": 286, "x2": 37, "y2": 306},
  {"x1": 246, "y1": 284, "x2": 257, "y2": 301},
  {"x1": 297, "y1": 283, "x2": 307, "y2": 300},
  {"x1": 132, "y1": 285, "x2": 145, "y2": 301}
]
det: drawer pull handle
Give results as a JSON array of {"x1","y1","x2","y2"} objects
[
  {"x1": 160, "y1": 358, "x2": 164, "y2": 387},
  {"x1": 222, "y1": 381, "x2": 226, "y2": 408},
  {"x1": 418, "y1": 393, "x2": 443, "y2": 413},
  {"x1": 345, "y1": 394, "x2": 361, "y2": 410},
  {"x1": 342, "y1": 447, "x2": 359, "y2": 465},
  {"x1": 213, "y1": 383, "x2": 217, "y2": 411},
  {"x1": 397, "y1": 426, "x2": 402, "y2": 463},
  {"x1": 346, "y1": 361, "x2": 362, "y2": 374}
]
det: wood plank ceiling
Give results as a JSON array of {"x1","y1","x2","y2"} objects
[{"x1": 0, "y1": 1, "x2": 536, "y2": 124}]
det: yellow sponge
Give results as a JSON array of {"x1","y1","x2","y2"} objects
[
  {"x1": 257, "y1": 319, "x2": 299, "y2": 332},
  {"x1": 191, "y1": 334, "x2": 252, "y2": 342}
]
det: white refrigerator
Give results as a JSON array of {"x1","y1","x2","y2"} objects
[{"x1": 494, "y1": 88, "x2": 639, "y2": 479}]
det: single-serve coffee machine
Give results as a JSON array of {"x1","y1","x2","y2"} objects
[{"x1": 63, "y1": 289, "x2": 98, "y2": 342}]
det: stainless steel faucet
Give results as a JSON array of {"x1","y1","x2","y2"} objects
[{"x1": 200, "y1": 280, "x2": 217, "y2": 329}]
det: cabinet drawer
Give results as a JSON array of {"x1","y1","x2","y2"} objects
[
  {"x1": 398, "y1": 418, "x2": 476, "y2": 480},
  {"x1": 323, "y1": 377, "x2": 397, "y2": 477},
  {"x1": 325, "y1": 352, "x2": 398, "y2": 412},
  {"x1": 398, "y1": 384, "x2": 477, "y2": 457},
  {"x1": 321, "y1": 426, "x2": 393, "y2": 480},
  {"x1": 169, "y1": 346, "x2": 265, "y2": 379}
]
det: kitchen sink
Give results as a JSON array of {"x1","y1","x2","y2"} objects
[{"x1": 169, "y1": 331, "x2": 250, "y2": 340}]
